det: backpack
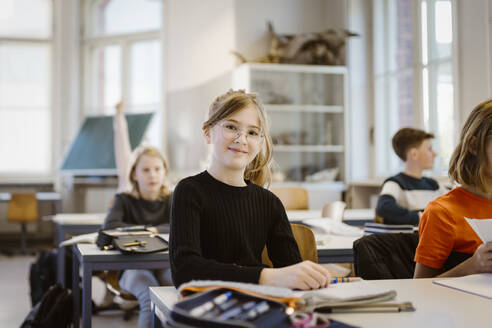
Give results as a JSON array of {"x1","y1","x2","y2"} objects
[
  {"x1": 21, "y1": 283, "x2": 73, "y2": 328},
  {"x1": 29, "y1": 250, "x2": 57, "y2": 306}
]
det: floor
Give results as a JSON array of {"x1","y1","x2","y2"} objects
[{"x1": 0, "y1": 253, "x2": 138, "y2": 328}]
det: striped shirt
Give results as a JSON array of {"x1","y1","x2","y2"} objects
[{"x1": 376, "y1": 173, "x2": 447, "y2": 226}]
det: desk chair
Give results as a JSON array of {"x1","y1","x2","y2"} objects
[
  {"x1": 321, "y1": 201, "x2": 347, "y2": 222},
  {"x1": 271, "y1": 186, "x2": 308, "y2": 210},
  {"x1": 7, "y1": 193, "x2": 38, "y2": 253},
  {"x1": 99, "y1": 271, "x2": 139, "y2": 320},
  {"x1": 262, "y1": 223, "x2": 317, "y2": 267}
]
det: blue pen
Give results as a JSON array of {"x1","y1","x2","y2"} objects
[{"x1": 190, "y1": 291, "x2": 233, "y2": 317}]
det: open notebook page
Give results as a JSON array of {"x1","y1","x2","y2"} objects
[{"x1": 433, "y1": 273, "x2": 492, "y2": 299}]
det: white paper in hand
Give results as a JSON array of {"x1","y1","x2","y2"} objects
[{"x1": 465, "y1": 218, "x2": 492, "y2": 243}]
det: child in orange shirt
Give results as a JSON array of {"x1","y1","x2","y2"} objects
[{"x1": 414, "y1": 99, "x2": 492, "y2": 278}]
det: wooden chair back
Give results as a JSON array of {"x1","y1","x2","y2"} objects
[
  {"x1": 270, "y1": 186, "x2": 308, "y2": 210},
  {"x1": 262, "y1": 223, "x2": 318, "y2": 267},
  {"x1": 7, "y1": 193, "x2": 38, "y2": 223},
  {"x1": 321, "y1": 201, "x2": 347, "y2": 222}
]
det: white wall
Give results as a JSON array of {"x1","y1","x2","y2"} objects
[
  {"x1": 165, "y1": 0, "x2": 236, "y2": 174},
  {"x1": 165, "y1": 0, "x2": 347, "y2": 175},
  {"x1": 455, "y1": 0, "x2": 491, "y2": 121}
]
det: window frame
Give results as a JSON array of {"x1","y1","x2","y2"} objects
[
  {"x1": 372, "y1": 0, "x2": 458, "y2": 178},
  {"x1": 0, "y1": 3, "x2": 54, "y2": 181},
  {"x1": 81, "y1": 0, "x2": 165, "y2": 148}
]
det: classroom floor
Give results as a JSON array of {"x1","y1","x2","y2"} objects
[{"x1": 0, "y1": 254, "x2": 138, "y2": 327}]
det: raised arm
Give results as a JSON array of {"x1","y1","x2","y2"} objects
[{"x1": 113, "y1": 101, "x2": 132, "y2": 193}]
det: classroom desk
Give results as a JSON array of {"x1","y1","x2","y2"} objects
[
  {"x1": 287, "y1": 208, "x2": 375, "y2": 226},
  {"x1": 53, "y1": 213, "x2": 106, "y2": 287},
  {"x1": 72, "y1": 242, "x2": 170, "y2": 328},
  {"x1": 0, "y1": 191, "x2": 62, "y2": 213},
  {"x1": 149, "y1": 278, "x2": 491, "y2": 328},
  {"x1": 71, "y1": 232, "x2": 359, "y2": 327}
]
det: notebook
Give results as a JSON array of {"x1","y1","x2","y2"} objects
[
  {"x1": 433, "y1": 273, "x2": 492, "y2": 299},
  {"x1": 363, "y1": 222, "x2": 415, "y2": 235},
  {"x1": 180, "y1": 280, "x2": 397, "y2": 310}
]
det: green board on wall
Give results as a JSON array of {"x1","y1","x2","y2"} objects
[{"x1": 60, "y1": 113, "x2": 154, "y2": 175}]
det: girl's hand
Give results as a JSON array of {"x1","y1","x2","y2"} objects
[
  {"x1": 116, "y1": 100, "x2": 124, "y2": 114},
  {"x1": 470, "y1": 242, "x2": 492, "y2": 273},
  {"x1": 146, "y1": 226, "x2": 159, "y2": 234},
  {"x1": 259, "y1": 261, "x2": 332, "y2": 290}
]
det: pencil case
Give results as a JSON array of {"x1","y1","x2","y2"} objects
[
  {"x1": 170, "y1": 287, "x2": 292, "y2": 328},
  {"x1": 96, "y1": 228, "x2": 168, "y2": 254},
  {"x1": 172, "y1": 286, "x2": 360, "y2": 328}
]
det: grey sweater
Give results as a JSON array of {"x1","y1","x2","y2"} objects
[{"x1": 103, "y1": 192, "x2": 171, "y2": 233}]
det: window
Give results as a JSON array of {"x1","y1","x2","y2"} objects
[
  {"x1": 373, "y1": 0, "x2": 455, "y2": 176},
  {"x1": 83, "y1": 0, "x2": 163, "y2": 147},
  {"x1": 0, "y1": 0, "x2": 53, "y2": 175}
]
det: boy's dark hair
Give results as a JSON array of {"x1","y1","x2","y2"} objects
[{"x1": 392, "y1": 128, "x2": 435, "y2": 161}]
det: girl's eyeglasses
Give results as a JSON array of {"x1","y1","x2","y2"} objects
[{"x1": 218, "y1": 122, "x2": 264, "y2": 144}]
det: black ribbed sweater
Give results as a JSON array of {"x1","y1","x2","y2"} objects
[{"x1": 169, "y1": 171, "x2": 302, "y2": 288}]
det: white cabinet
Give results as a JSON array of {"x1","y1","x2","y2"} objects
[{"x1": 233, "y1": 63, "x2": 349, "y2": 186}]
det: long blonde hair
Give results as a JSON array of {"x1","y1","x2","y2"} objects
[
  {"x1": 128, "y1": 146, "x2": 171, "y2": 199},
  {"x1": 202, "y1": 89, "x2": 273, "y2": 187},
  {"x1": 449, "y1": 99, "x2": 492, "y2": 193}
]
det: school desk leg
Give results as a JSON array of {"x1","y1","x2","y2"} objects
[
  {"x1": 82, "y1": 264, "x2": 93, "y2": 328},
  {"x1": 151, "y1": 303, "x2": 164, "y2": 328},
  {"x1": 72, "y1": 249, "x2": 80, "y2": 328}
]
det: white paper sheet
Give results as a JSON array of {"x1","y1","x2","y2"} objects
[{"x1": 465, "y1": 218, "x2": 492, "y2": 243}]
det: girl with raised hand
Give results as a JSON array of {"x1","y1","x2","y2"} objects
[
  {"x1": 414, "y1": 99, "x2": 492, "y2": 278},
  {"x1": 169, "y1": 89, "x2": 331, "y2": 289},
  {"x1": 104, "y1": 102, "x2": 172, "y2": 328}
]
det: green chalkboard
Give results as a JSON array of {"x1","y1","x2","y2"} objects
[{"x1": 60, "y1": 113, "x2": 154, "y2": 175}]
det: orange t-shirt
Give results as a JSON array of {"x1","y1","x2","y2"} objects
[{"x1": 414, "y1": 187, "x2": 492, "y2": 269}]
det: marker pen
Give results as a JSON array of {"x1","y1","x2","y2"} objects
[
  {"x1": 245, "y1": 301, "x2": 270, "y2": 320},
  {"x1": 203, "y1": 298, "x2": 239, "y2": 318},
  {"x1": 330, "y1": 277, "x2": 362, "y2": 284},
  {"x1": 189, "y1": 291, "x2": 233, "y2": 317},
  {"x1": 218, "y1": 300, "x2": 256, "y2": 321}
]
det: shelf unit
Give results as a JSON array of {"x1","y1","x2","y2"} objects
[{"x1": 233, "y1": 63, "x2": 349, "y2": 188}]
